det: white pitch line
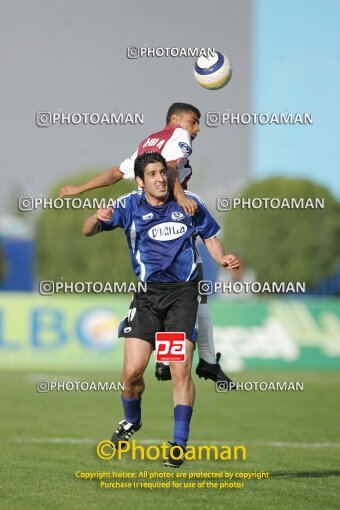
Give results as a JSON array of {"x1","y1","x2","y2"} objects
[
  {"x1": 10, "y1": 438, "x2": 340, "y2": 448},
  {"x1": 253, "y1": 441, "x2": 340, "y2": 449}
]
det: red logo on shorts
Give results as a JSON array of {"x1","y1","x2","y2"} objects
[{"x1": 155, "y1": 332, "x2": 186, "y2": 362}]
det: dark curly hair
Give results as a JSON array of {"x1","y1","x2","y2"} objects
[{"x1": 134, "y1": 152, "x2": 167, "y2": 181}]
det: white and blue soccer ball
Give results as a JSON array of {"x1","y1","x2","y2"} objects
[{"x1": 194, "y1": 51, "x2": 232, "y2": 90}]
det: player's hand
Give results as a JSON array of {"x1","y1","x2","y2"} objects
[
  {"x1": 178, "y1": 196, "x2": 198, "y2": 216},
  {"x1": 58, "y1": 184, "x2": 82, "y2": 198},
  {"x1": 219, "y1": 254, "x2": 240, "y2": 270},
  {"x1": 96, "y1": 207, "x2": 113, "y2": 222}
]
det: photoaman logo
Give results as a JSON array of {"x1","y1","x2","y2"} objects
[{"x1": 96, "y1": 439, "x2": 247, "y2": 461}]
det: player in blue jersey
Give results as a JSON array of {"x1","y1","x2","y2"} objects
[
  {"x1": 60, "y1": 103, "x2": 234, "y2": 386},
  {"x1": 83, "y1": 152, "x2": 240, "y2": 467}
]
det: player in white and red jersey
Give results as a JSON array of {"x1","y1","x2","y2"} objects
[
  {"x1": 120, "y1": 118, "x2": 194, "y2": 191},
  {"x1": 60, "y1": 103, "x2": 200, "y2": 216},
  {"x1": 59, "y1": 102, "x2": 233, "y2": 384}
]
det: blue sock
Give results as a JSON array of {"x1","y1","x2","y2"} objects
[
  {"x1": 173, "y1": 404, "x2": 193, "y2": 448},
  {"x1": 121, "y1": 396, "x2": 141, "y2": 425}
]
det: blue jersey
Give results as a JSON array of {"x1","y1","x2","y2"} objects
[{"x1": 99, "y1": 190, "x2": 220, "y2": 283}]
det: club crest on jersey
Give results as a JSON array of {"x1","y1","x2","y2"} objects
[
  {"x1": 179, "y1": 142, "x2": 192, "y2": 156},
  {"x1": 171, "y1": 211, "x2": 185, "y2": 221},
  {"x1": 142, "y1": 212, "x2": 154, "y2": 221},
  {"x1": 148, "y1": 222, "x2": 187, "y2": 241}
]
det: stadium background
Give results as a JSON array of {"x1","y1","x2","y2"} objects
[{"x1": 1, "y1": 1, "x2": 339, "y2": 509}]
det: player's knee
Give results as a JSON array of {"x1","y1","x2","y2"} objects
[
  {"x1": 123, "y1": 366, "x2": 144, "y2": 385},
  {"x1": 172, "y1": 374, "x2": 192, "y2": 390},
  {"x1": 170, "y1": 365, "x2": 192, "y2": 386}
]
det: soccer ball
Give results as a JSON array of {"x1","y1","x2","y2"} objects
[{"x1": 194, "y1": 51, "x2": 232, "y2": 90}]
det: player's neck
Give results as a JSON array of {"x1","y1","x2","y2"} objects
[
  {"x1": 166, "y1": 122, "x2": 181, "y2": 129},
  {"x1": 144, "y1": 191, "x2": 169, "y2": 207}
]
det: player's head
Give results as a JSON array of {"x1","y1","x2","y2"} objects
[
  {"x1": 134, "y1": 152, "x2": 168, "y2": 201},
  {"x1": 166, "y1": 102, "x2": 201, "y2": 139}
]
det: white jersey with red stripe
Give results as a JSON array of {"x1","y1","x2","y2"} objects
[{"x1": 119, "y1": 124, "x2": 193, "y2": 189}]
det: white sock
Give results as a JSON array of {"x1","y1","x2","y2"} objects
[{"x1": 196, "y1": 303, "x2": 216, "y2": 364}]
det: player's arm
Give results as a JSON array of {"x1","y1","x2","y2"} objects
[
  {"x1": 59, "y1": 167, "x2": 123, "y2": 198},
  {"x1": 167, "y1": 161, "x2": 198, "y2": 216},
  {"x1": 161, "y1": 128, "x2": 198, "y2": 216},
  {"x1": 193, "y1": 196, "x2": 240, "y2": 269},
  {"x1": 83, "y1": 207, "x2": 113, "y2": 236},
  {"x1": 59, "y1": 149, "x2": 137, "y2": 197},
  {"x1": 204, "y1": 236, "x2": 240, "y2": 270}
]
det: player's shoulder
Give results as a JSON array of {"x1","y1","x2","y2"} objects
[
  {"x1": 168, "y1": 126, "x2": 191, "y2": 143},
  {"x1": 139, "y1": 125, "x2": 173, "y2": 144},
  {"x1": 164, "y1": 127, "x2": 192, "y2": 159},
  {"x1": 138, "y1": 126, "x2": 175, "y2": 153},
  {"x1": 138, "y1": 125, "x2": 192, "y2": 158},
  {"x1": 147, "y1": 125, "x2": 191, "y2": 142},
  {"x1": 114, "y1": 190, "x2": 142, "y2": 209},
  {"x1": 183, "y1": 190, "x2": 206, "y2": 207}
]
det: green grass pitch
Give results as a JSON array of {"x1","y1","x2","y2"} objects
[{"x1": 1, "y1": 370, "x2": 339, "y2": 510}]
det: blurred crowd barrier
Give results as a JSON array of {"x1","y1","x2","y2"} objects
[{"x1": 0, "y1": 294, "x2": 339, "y2": 372}]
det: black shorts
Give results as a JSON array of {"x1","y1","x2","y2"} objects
[{"x1": 118, "y1": 282, "x2": 199, "y2": 344}]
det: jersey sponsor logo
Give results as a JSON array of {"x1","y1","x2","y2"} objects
[
  {"x1": 142, "y1": 212, "x2": 154, "y2": 221},
  {"x1": 155, "y1": 332, "x2": 186, "y2": 362},
  {"x1": 179, "y1": 142, "x2": 192, "y2": 156},
  {"x1": 171, "y1": 211, "x2": 185, "y2": 221},
  {"x1": 124, "y1": 327, "x2": 132, "y2": 333},
  {"x1": 142, "y1": 137, "x2": 166, "y2": 150},
  {"x1": 148, "y1": 222, "x2": 187, "y2": 241}
]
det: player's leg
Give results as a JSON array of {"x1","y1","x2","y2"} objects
[
  {"x1": 155, "y1": 262, "x2": 235, "y2": 385},
  {"x1": 171, "y1": 340, "x2": 195, "y2": 407},
  {"x1": 122, "y1": 337, "x2": 154, "y2": 412},
  {"x1": 111, "y1": 337, "x2": 153, "y2": 445},
  {"x1": 161, "y1": 283, "x2": 197, "y2": 467},
  {"x1": 195, "y1": 261, "x2": 217, "y2": 364},
  {"x1": 111, "y1": 289, "x2": 161, "y2": 445},
  {"x1": 196, "y1": 296, "x2": 215, "y2": 363},
  {"x1": 195, "y1": 262, "x2": 235, "y2": 384},
  {"x1": 170, "y1": 338, "x2": 195, "y2": 440},
  {"x1": 155, "y1": 295, "x2": 218, "y2": 381},
  {"x1": 165, "y1": 344, "x2": 195, "y2": 469}
]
